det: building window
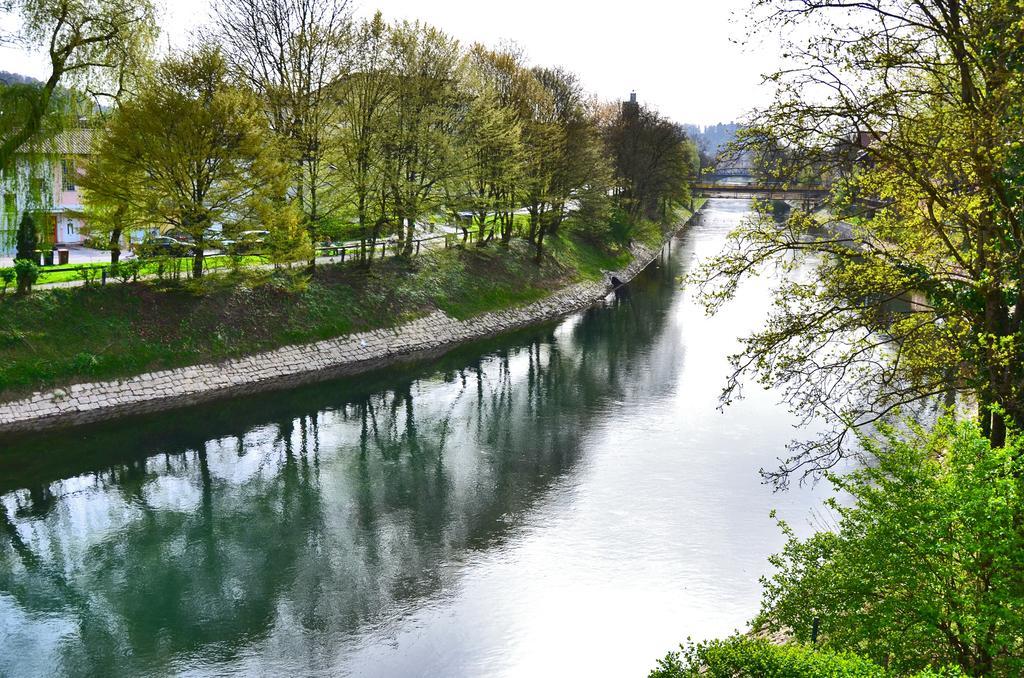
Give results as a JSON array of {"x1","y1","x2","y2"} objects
[
  {"x1": 67, "y1": 221, "x2": 76, "y2": 235},
  {"x1": 61, "y1": 158, "x2": 77, "y2": 192}
]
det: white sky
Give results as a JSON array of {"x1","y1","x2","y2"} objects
[{"x1": 0, "y1": 0, "x2": 780, "y2": 126}]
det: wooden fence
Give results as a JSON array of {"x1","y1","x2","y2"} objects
[{"x1": 4, "y1": 230, "x2": 497, "y2": 288}]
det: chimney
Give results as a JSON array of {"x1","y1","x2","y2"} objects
[{"x1": 630, "y1": 91, "x2": 637, "y2": 104}]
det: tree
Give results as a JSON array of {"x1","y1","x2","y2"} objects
[
  {"x1": 14, "y1": 211, "x2": 37, "y2": 294},
  {"x1": 455, "y1": 45, "x2": 527, "y2": 246},
  {"x1": 604, "y1": 103, "x2": 696, "y2": 222},
  {"x1": 381, "y1": 20, "x2": 464, "y2": 257},
  {"x1": 77, "y1": 137, "x2": 148, "y2": 264},
  {"x1": 211, "y1": 0, "x2": 353, "y2": 261},
  {"x1": 84, "y1": 46, "x2": 291, "y2": 278},
  {"x1": 331, "y1": 12, "x2": 395, "y2": 262},
  {"x1": 0, "y1": 0, "x2": 156, "y2": 172},
  {"x1": 531, "y1": 66, "x2": 612, "y2": 260},
  {"x1": 759, "y1": 419, "x2": 1024, "y2": 677},
  {"x1": 76, "y1": 202, "x2": 138, "y2": 265},
  {"x1": 469, "y1": 46, "x2": 550, "y2": 247},
  {"x1": 696, "y1": 0, "x2": 1024, "y2": 482}
]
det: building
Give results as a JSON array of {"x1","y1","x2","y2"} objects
[
  {"x1": 1, "y1": 129, "x2": 92, "y2": 254},
  {"x1": 622, "y1": 91, "x2": 640, "y2": 119}
]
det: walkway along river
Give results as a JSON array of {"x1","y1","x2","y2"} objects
[{"x1": 0, "y1": 199, "x2": 834, "y2": 677}]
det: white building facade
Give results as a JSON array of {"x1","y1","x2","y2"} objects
[{"x1": 1, "y1": 130, "x2": 91, "y2": 255}]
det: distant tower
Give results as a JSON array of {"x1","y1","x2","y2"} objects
[{"x1": 622, "y1": 90, "x2": 640, "y2": 119}]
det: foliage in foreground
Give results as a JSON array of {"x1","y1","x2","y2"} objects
[
  {"x1": 649, "y1": 637, "x2": 963, "y2": 678},
  {"x1": 759, "y1": 419, "x2": 1024, "y2": 677},
  {"x1": 699, "y1": 0, "x2": 1024, "y2": 485}
]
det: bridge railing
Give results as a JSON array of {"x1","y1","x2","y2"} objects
[{"x1": 693, "y1": 182, "x2": 829, "y2": 193}]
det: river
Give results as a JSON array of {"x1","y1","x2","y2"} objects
[{"x1": 0, "y1": 199, "x2": 833, "y2": 677}]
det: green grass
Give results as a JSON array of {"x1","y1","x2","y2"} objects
[
  {"x1": 0, "y1": 231, "x2": 639, "y2": 396},
  {"x1": 10, "y1": 254, "x2": 273, "y2": 287},
  {"x1": 546, "y1": 231, "x2": 632, "y2": 281}
]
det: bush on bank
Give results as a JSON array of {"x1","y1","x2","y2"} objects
[
  {"x1": 654, "y1": 417, "x2": 1024, "y2": 677},
  {"x1": 649, "y1": 637, "x2": 964, "y2": 678},
  {"x1": 759, "y1": 419, "x2": 1024, "y2": 676}
]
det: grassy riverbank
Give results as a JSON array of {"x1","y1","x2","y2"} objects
[{"x1": 0, "y1": 205, "x2": 703, "y2": 398}]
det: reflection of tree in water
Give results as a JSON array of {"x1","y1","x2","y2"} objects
[{"x1": 0, "y1": 244, "x2": 686, "y2": 677}]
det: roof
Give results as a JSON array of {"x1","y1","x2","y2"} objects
[
  {"x1": 46, "y1": 129, "x2": 94, "y2": 155},
  {"x1": 14, "y1": 129, "x2": 94, "y2": 156}
]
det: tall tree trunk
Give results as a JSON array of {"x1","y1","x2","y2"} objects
[
  {"x1": 501, "y1": 211, "x2": 513, "y2": 245},
  {"x1": 193, "y1": 245, "x2": 205, "y2": 279},
  {"x1": 403, "y1": 216, "x2": 415, "y2": 256},
  {"x1": 306, "y1": 222, "x2": 318, "y2": 270},
  {"x1": 992, "y1": 412, "x2": 1007, "y2": 449},
  {"x1": 358, "y1": 194, "x2": 367, "y2": 263},
  {"x1": 109, "y1": 228, "x2": 123, "y2": 264},
  {"x1": 981, "y1": 284, "x2": 1012, "y2": 447},
  {"x1": 549, "y1": 202, "x2": 564, "y2": 235}
]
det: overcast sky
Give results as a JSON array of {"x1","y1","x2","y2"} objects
[{"x1": 0, "y1": 0, "x2": 780, "y2": 126}]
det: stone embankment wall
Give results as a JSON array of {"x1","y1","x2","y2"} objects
[{"x1": 0, "y1": 239, "x2": 669, "y2": 433}]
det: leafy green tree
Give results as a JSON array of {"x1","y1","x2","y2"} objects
[
  {"x1": 465, "y1": 46, "x2": 548, "y2": 247},
  {"x1": 455, "y1": 45, "x2": 527, "y2": 246},
  {"x1": 700, "y1": 0, "x2": 1024, "y2": 479},
  {"x1": 258, "y1": 198, "x2": 313, "y2": 267},
  {"x1": 211, "y1": 0, "x2": 353, "y2": 261},
  {"x1": 83, "y1": 46, "x2": 292, "y2": 278},
  {"x1": 77, "y1": 138, "x2": 149, "y2": 264},
  {"x1": 381, "y1": 20, "x2": 465, "y2": 257},
  {"x1": 603, "y1": 102, "x2": 695, "y2": 223},
  {"x1": 331, "y1": 12, "x2": 396, "y2": 262},
  {"x1": 531, "y1": 66, "x2": 613, "y2": 259},
  {"x1": 760, "y1": 419, "x2": 1024, "y2": 677},
  {"x1": 76, "y1": 202, "x2": 141, "y2": 265},
  {"x1": 0, "y1": 0, "x2": 157, "y2": 172}
]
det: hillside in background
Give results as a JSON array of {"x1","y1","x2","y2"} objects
[
  {"x1": 683, "y1": 122, "x2": 741, "y2": 159},
  {"x1": 0, "y1": 71, "x2": 43, "y2": 86}
]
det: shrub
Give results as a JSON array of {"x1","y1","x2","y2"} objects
[
  {"x1": 1, "y1": 268, "x2": 14, "y2": 296},
  {"x1": 607, "y1": 207, "x2": 635, "y2": 245},
  {"x1": 76, "y1": 265, "x2": 102, "y2": 286},
  {"x1": 760, "y1": 418, "x2": 1024, "y2": 676},
  {"x1": 15, "y1": 212, "x2": 39, "y2": 294},
  {"x1": 15, "y1": 212, "x2": 37, "y2": 262},
  {"x1": 14, "y1": 258, "x2": 39, "y2": 295},
  {"x1": 649, "y1": 637, "x2": 964, "y2": 678},
  {"x1": 112, "y1": 259, "x2": 142, "y2": 284}
]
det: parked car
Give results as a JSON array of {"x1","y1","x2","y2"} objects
[
  {"x1": 137, "y1": 236, "x2": 192, "y2": 258},
  {"x1": 164, "y1": 230, "x2": 196, "y2": 245},
  {"x1": 201, "y1": 228, "x2": 233, "y2": 250}
]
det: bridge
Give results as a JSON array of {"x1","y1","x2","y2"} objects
[
  {"x1": 693, "y1": 182, "x2": 830, "y2": 201},
  {"x1": 701, "y1": 167, "x2": 756, "y2": 180}
]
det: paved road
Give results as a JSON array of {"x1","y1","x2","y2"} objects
[
  {"x1": 28, "y1": 235, "x2": 453, "y2": 291},
  {"x1": 0, "y1": 244, "x2": 123, "y2": 268}
]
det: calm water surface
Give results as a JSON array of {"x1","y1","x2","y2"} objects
[{"x1": 0, "y1": 199, "x2": 833, "y2": 677}]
